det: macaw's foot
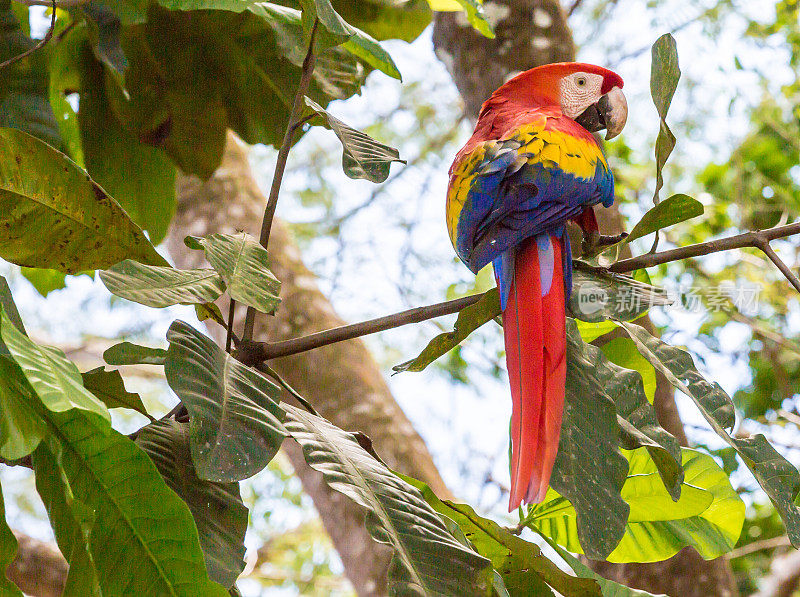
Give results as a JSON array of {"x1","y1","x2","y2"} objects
[{"x1": 581, "y1": 231, "x2": 628, "y2": 256}]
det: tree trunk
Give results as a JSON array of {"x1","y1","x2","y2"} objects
[
  {"x1": 433, "y1": 2, "x2": 738, "y2": 595},
  {"x1": 167, "y1": 135, "x2": 453, "y2": 596}
]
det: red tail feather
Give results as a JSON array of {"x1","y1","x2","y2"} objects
[{"x1": 503, "y1": 235, "x2": 567, "y2": 511}]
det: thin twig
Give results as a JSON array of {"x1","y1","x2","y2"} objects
[
  {"x1": 226, "y1": 299, "x2": 237, "y2": 353},
  {"x1": 241, "y1": 221, "x2": 800, "y2": 363},
  {"x1": 240, "y1": 294, "x2": 485, "y2": 363},
  {"x1": 255, "y1": 363, "x2": 319, "y2": 416},
  {"x1": 609, "y1": 222, "x2": 800, "y2": 273},
  {"x1": 242, "y1": 19, "x2": 319, "y2": 342},
  {"x1": 753, "y1": 238, "x2": 800, "y2": 295},
  {"x1": 727, "y1": 535, "x2": 790, "y2": 559},
  {"x1": 567, "y1": 0, "x2": 585, "y2": 16},
  {"x1": 0, "y1": 0, "x2": 56, "y2": 71}
]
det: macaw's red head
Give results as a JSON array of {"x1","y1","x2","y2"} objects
[{"x1": 488, "y1": 62, "x2": 628, "y2": 140}]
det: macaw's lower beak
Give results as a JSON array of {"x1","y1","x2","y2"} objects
[{"x1": 574, "y1": 86, "x2": 628, "y2": 140}]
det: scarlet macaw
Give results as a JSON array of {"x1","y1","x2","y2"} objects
[{"x1": 446, "y1": 63, "x2": 627, "y2": 510}]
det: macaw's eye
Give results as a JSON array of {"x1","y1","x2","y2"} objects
[{"x1": 576, "y1": 77, "x2": 587, "y2": 87}]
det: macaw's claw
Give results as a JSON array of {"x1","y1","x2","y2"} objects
[{"x1": 581, "y1": 231, "x2": 628, "y2": 256}]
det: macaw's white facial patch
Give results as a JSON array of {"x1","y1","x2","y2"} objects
[{"x1": 559, "y1": 72, "x2": 604, "y2": 118}]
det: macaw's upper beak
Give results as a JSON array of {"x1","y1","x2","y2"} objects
[{"x1": 574, "y1": 86, "x2": 628, "y2": 140}]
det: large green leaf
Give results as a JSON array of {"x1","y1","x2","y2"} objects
[
  {"x1": 185, "y1": 233, "x2": 281, "y2": 315},
  {"x1": 100, "y1": 260, "x2": 225, "y2": 308},
  {"x1": 32, "y1": 407, "x2": 228, "y2": 596},
  {"x1": 528, "y1": 449, "x2": 744, "y2": 563},
  {"x1": 304, "y1": 97, "x2": 405, "y2": 182},
  {"x1": 0, "y1": 309, "x2": 110, "y2": 423},
  {"x1": 76, "y1": 35, "x2": 177, "y2": 245},
  {"x1": 401, "y1": 473, "x2": 599, "y2": 597},
  {"x1": 650, "y1": 33, "x2": 680, "y2": 205},
  {"x1": 601, "y1": 337, "x2": 656, "y2": 402},
  {"x1": 332, "y1": 0, "x2": 430, "y2": 42},
  {"x1": 625, "y1": 194, "x2": 703, "y2": 244},
  {"x1": 0, "y1": 3, "x2": 62, "y2": 149},
  {"x1": 568, "y1": 323, "x2": 682, "y2": 499},
  {"x1": 164, "y1": 321, "x2": 286, "y2": 482},
  {"x1": 569, "y1": 263, "x2": 671, "y2": 323},
  {"x1": 0, "y1": 486, "x2": 24, "y2": 596},
  {"x1": 81, "y1": 366, "x2": 152, "y2": 419},
  {"x1": 617, "y1": 321, "x2": 800, "y2": 548},
  {"x1": 393, "y1": 289, "x2": 500, "y2": 373},
  {"x1": 136, "y1": 419, "x2": 248, "y2": 588},
  {"x1": 103, "y1": 341, "x2": 168, "y2": 366},
  {"x1": 33, "y1": 443, "x2": 103, "y2": 597},
  {"x1": 552, "y1": 319, "x2": 630, "y2": 560},
  {"x1": 0, "y1": 275, "x2": 25, "y2": 336},
  {"x1": 0, "y1": 127, "x2": 166, "y2": 273},
  {"x1": 284, "y1": 404, "x2": 492, "y2": 595}
]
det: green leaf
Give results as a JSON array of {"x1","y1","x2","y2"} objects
[
  {"x1": 185, "y1": 233, "x2": 281, "y2": 315},
  {"x1": 32, "y1": 407, "x2": 228, "y2": 596},
  {"x1": 542, "y1": 538, "x2": 666, "y2": 597},
  {"x1": 569, "y1": 262, "x2": 671, "y2": 323},
  {"x1": 616, "y1": 321, "x2": 800, "y2": 548},
  {"x1": 0, "y1": 127, "x2": 167, "y2": 273},
  {"x1": 135, "y1": 419, "x2": 248, "y2": 588},
  {"x1": 0, "y1": 486, "x2": 24, "y2": 596},
  {"x1": 435, "y1": 0, "x2": 495, "y2": 38},
  {"x1": 393, "y1": 289, "x2": 500, "y2": 373},
  {"x1": 331, "y1": 0, "x2": 431, "y2": 42},
  {"x1": 650, "y1": 33, "x2": 680, "y2": 204},
  {"x1": 400, "y1": 473, "x2": 599, "y2": 597},
  {"x1": 100, "y1": 260, "x2": 225, "y2": 308},
  {"x1": 304, "y1": 96, "x2": 405, "y2": 182},
  {"x1": 553, "y1": 319, "x2": 629, "y2": 559},
  {"x1": 284, "y1": 404, "x2": 492, "y2": 596},
  {"x1": 0, "y1": 3, "x2": 62, "y2": 149},
  {"x1": 81, "y1": 367, "x2": 152, "y2": 420},
  {"x1": 568, "y1": 324, "x2": 682, "y2": 499},
  {"x1": 0, "y1": 356, "x2": 45, "y2": 459},
  {"x1": 575, "y1": 319, "x2": 618, "y2": 343},
  {"x1": 103, "y1": 341, "x2": 168, "y2": 366},
  {"x1": 164, "y1": 321, "x2": 286, "y2": 482},
  {"x1": 32, "y1": 443, "x2": 103, "y2": 597},
  {"x1": 528, "y1": 449, "x2": 744, "y2": 563},
  {"x1": 341, "y1": 28, "x2": 401, "y2": 80},
  {"x1": 77, "y1": 40, "x2": 176, "y2": 245},
  {"x1": 0, "y1": 309, "x2": 110, "y2": 423},
  {"x1": 47, "y1": 20, "x2": 85, "y2": 165},
  {"x1": 20, "y1": 267, "x2": 68, "y2": 297},
  {"x1": 625, "y1": 194, "x2": 703, "y2": 243}
]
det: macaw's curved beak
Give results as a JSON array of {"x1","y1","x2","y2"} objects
[{"x1": 574, "y1": 86, "x2": 628, "y2": 140}]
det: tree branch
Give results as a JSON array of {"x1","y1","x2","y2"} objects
[
  {"x1": 242, "y1": 19, "x2": 319, "y2": 342},
  {"x1": 242, "y1": 221, "x2": 800, "y2": 363},
  {"x1": 0, "y1": 0, "x2": 56, "y2": 71}
]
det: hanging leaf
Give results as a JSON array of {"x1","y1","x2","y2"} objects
[
  {"x1": 304, "y1": 96, "x2": 405, "y2": 182},
  {"x1": 616, "y1": 321, "x2": 800, "y2": 547},
  {"x1": 0, "y1": 275, "x2": 25, "y2": 336},
  {"x1": 100, "y1": 260, "x2": 225, "y2": 308},
  {"x1": 81, "y1": 367, "x2": 152, "y2": 420},
  {"x1": 569, "y1": 262, "x2": 671, "y2": 323},
  {"x1": 528, "y1": 449, "x2": 744, "y2": 563},
  {"x1": 425, "y1": 0, "x2": 494, "y2": 38},
  {"x1": 0, "y1": 128, "x2": 167, "y2": 273},
  {"x1": 625, "y1": 194, "x2": 703, "y2": 244},
  {"x1": 553, "y1": 319, "x2": 630, "y2": 560},
  {"x1": 164, "y1": 321, "x2": 286, "y2": 482},
  {"x1": 400, "y1": 473, "x2": 600, "y2": 597},
  {"x1": 185, "y1": 233, "x2": 281, "y2": 315},
  {"x1": 20, "y1": 268, "x2": 69, "y2": 297},
  {"x1": 284, "y1": 404, "x2": 492, "y2": 596},
  {"x1": 0, "y1": 356, "x2": 45, "y2": 459},
  {"x1": 393, "y1": 289, "x2": 500, "y2": 373},
  {"x1": 650, "y1": 33, "x2": 681, "y2": 204},
  {"x1": 135, "y1": 419, "x2": 248, "y2": 588},
  {"x1": 103, "y1": 342, "x2": 168, "y2": 366}
]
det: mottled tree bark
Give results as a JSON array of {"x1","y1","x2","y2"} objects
[
  {"x1": 7, "y1": 531, "x2": 66, "y2": 597},
  {"x1": 167, "y1": 136, "x2": 452, "y2": 596},
  {"x1": 433, "y1": 2, "x2": 737, "y2": 595}
]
